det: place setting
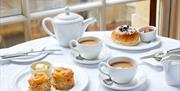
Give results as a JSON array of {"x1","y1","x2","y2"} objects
[
  {"x1": 103, "y1": 25, "x2": 161, "y2": 51},
  {"x1": 140, "y1": 47, "x2": 180, "y2": 61},
  {"x1": 0, "y1": 46, "x2": 64, "y2": 64},
  {"x1": 6, "y1": 61, "x2": 89, "y2": 91},
  {"x1": 138, "y1": 47, "x2": 180, "y2": 72},
  {"x1": 139, "y1": 47, "x2": 180, "y2": 86},
  {"x1": 69, "y1": 36, "x2": 111, "y2": 65}
]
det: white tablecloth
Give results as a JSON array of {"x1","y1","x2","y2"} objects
[{"x1": 1, "y1": 31, "x2": 180, "y2": 91}]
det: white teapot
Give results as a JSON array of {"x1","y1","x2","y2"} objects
[
  {"x1": 42, "y1": 7, "x2": 96, "y2": 47},
  {"x1": 162, "y1": 54, "x2": 180, "y2": 86}
]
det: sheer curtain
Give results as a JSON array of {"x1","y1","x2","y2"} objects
[{"x1": 159, "y1": 0, "x2": 180, "y2": 40}]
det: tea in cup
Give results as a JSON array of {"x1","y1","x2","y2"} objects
[
  {"x1": 69, "y1": 36, "x2": 103, "y2": 60},
  {"x1": 98, "y1": 57, "x2": 137, "y2": 84}
]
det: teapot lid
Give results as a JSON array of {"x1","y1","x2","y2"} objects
[{"x1": 55, "y1": 7, "x2": 83, "y2": 22}]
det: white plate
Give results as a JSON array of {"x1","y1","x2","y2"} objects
[
  {"x1": 70, "y1": 49, "x2": 110, "y2": 65},
  {"x1": 103, "y1": 33, "x2": 161, "y2": 51},
  {"x1": 99, "y1": 70, "x2": 147, "y2": 90},
  {"x1": 8, "y1": 65, "x2": 88, "y2": 91}
]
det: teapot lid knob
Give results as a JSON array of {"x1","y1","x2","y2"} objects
[{"x1": 65, "y1": 6, "x2": 70, "y2": 15}]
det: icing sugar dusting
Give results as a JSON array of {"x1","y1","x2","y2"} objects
[{"x1": 115, "y1": 25, "x2": 137, "y2": 35}]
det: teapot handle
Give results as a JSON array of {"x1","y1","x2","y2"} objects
[{"x1": 42, "y1": 17, "x2": 56, "y2": 38}]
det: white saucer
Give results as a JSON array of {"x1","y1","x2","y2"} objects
[
  {"x1": 99, "y1": 70, "x2": 147, "y2": 90},
  {"x1": 70, "y1": 49, "x2": 110, "y2": 65},
  {"x1": 8, "y1": 65, "x2": 88, "y2": 91},
  {"x1": 103, "y1": 33, "x2": 161, "y2": 51}
]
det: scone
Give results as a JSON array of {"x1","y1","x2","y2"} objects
[
  {"x1": 111, "y1": 25, "x2": 140, "y2": 46},
  {"x1": 52, "y1": 67, "x2": 74, "y2": 90},
  {"x1": 28, "y1": 72, "x2": 51, "y2": 91}
]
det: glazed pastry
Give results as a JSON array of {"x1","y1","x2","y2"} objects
[
  {"x1": 28, "y1": 72, "x2": 51, "y2": 91},
  {"x1": 111, "y1": 25, "x2": 140, "y2": 46},
  {"x1": 52, "y1": 67, "x2": 74, "y2": 90}
]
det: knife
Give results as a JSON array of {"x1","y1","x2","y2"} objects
[{"x1": 0, "y1": 49, "x2": 62, "y2": 59}]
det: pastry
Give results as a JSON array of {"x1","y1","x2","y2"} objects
[
  {"x1": 52, "y1": 67, "x2": 74, "y2": 90},
  {"x1": 111, "y1": 25, "x2": 140, "y2": 46},
  {"x1": 28, "y1": 72, "x2": 51, "y2": 91}
]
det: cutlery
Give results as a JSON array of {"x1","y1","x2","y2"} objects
[
  {"x1": 75, "y1": 54, "x2": 105, "y2": 61},
  {"x1": 103, "y1": 78, "x2": 114, "y2": 85},
  {"x1": 103, "y1": 76, "x2": 127, "y2": 86},
  {"x1": 140, "y1": 47, "x2": 180, "y2": 61},
  {"x1": 76, "y1": 55, "x2": 85, "y2": 60},
  {"x1": 0, "y1": 54, "x2": 40, "y2": 62},
  {"x1": 0, "y1": 49, "x2": 62, "y2": 59}
]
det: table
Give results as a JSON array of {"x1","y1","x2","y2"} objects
[{"x1": 1, "y1": 31, "x2": 180, "y2": 91}]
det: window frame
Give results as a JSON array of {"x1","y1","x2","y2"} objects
[{"x1": 0, "y1": 0, "x2": 156, "y2": 40}]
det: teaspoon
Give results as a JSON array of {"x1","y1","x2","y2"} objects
[
  {"x1": 76, "y1": 55, "x2": 85, "y2": 60},
  {"x1": 103, "y1": 77, "x2": 129, "y2": 86}
]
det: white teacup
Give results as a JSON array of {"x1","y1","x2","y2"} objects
[
  {"x1": 69, "y1": 36, "x2": 103, "y2": 60},
  {"x1": 139, "y1": 26, "x2": 157, "y2": 42},
  {"x1": 98, "y1": 57, "x2": 137, "y2": 84}
]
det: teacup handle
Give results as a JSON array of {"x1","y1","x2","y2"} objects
[
  {"x1": 42, "y1": 17, "x2": 56, "y2": 38},
  {"x1": 69, "y1": 40, "x2": 81, "y2": 56},
  {"x1": 69, "y1": 40, "x2": 78, "y2": 49},
  {"x1": 98, "y1": 62, "x2": 110, "y2": 77}
]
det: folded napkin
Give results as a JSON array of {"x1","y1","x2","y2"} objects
[
  {"x1": 0, "y1": 48, "x2": 33, "y2": 57},
  {"x1": 144, "y1": 47, "x2": 179, "y2": 59},
  {"x1": 140, "y1": 48, "x2": 180, "y2": 71}
]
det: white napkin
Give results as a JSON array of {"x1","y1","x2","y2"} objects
[
  {"x1": 0, "y1": 48, "x2": 32, "y2": 57},
  {"x1": 141, "y1": 48, "x2": 180, "y2": 65},
  {"x1": 140, "y1": 49, "x2": 164, "y2": 72}
]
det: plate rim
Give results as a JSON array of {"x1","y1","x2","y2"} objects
[
  {"x1": 11, "y1": 53, "x2": 48, "y2": 62},
  {"x1": 99, "y1": 70, "x2": 147, "y2": 90},
  {"x1": 8, "y1": 65, "x2": 89, "y2": 91},
  {"x1": 103, "y1": 33, "x2": 161, "y2": 51}
]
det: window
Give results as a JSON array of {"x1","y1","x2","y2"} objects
[
  {"x1": 0, "y1": 0, "x2": 155, "y2": 48},
  {"x1": 29, "y1": 0, "x2": 100, "y2": 12},
  {"x1": 0, "y1": 0, "x2": 21, "y2": 17},
  {"x1": 106, "y1": 0, "x2": 150, "y2": 30},
  {"x1": 0, "y1": 22, "x2": 25, "y2": 47}
]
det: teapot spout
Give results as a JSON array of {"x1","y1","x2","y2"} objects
[{"x1": 83, "y1": 18, "x2": 96, "y2": 32}]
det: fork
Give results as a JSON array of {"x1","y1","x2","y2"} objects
[{"x1": 140, "y1": 47, "x2": 180, "y2": 61}]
